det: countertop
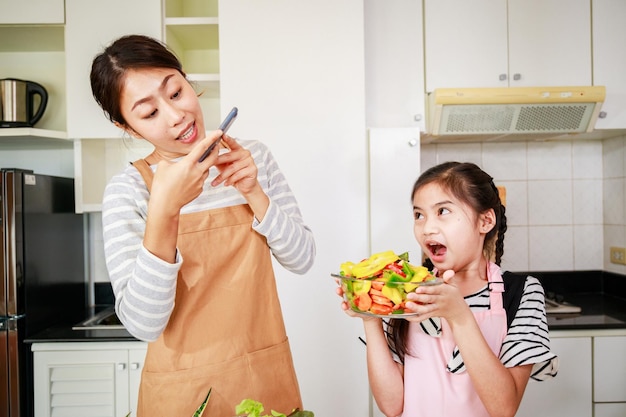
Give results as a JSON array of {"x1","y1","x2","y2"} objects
[
  {"x1": 517, "y1": 270, "x2": 626, "y2": 331},
  {"x1": 26, "y1": 270, "x2": 626, "y2": 343}
]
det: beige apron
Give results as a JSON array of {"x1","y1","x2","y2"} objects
[{"x1": 132, "y1": 159, "x2": 302, "y2": 417}]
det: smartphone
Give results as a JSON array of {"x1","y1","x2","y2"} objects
[{"x1": 198, "y1": 106, "x2": 238, "y2": 162}]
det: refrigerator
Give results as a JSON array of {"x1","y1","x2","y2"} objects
[{"x1": 0, "y1": 168, "x2": 85, "y2": 417}]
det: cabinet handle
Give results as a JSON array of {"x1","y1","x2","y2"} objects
[
  {"x1": 117, "y1": 363, "x2": 126, "y2": 371},
  {"x1": 513, "y1": 73, "x2": 521, "y2": 81},
  {"x1": 130, "y1": 362, "x2": 140, "y2": 370},
  {"x1": 499, "y1": 74, "x2": 507, "y2": 81},
  {"x1": 413, "y1": 114, "x2": 422, "y2": 122},
  {"x1": 598, "y1": 111, "x2": 607, "y2": 119},
  {"x1": 408, "y1": 139, "x2": 418, "y2": 147}
]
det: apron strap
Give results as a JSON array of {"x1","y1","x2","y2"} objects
[{"x1": 131, "y1": 159, "x2": 154, "y2": 192}]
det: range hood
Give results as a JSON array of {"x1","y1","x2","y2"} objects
[{"x1": 426, "y1": 86, "x2": 606, "y2": 137}]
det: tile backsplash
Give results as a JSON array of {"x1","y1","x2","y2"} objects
[{"x1": 421, "y1": 136, "x2": 626, "y2": 274}]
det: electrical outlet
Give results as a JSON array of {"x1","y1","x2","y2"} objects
[{"x1": 610, "y1": 247, "x2": 626, "y2": 265}]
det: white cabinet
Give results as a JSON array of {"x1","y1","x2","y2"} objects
[
  {"x1": 595, "y1": 403, "x2": 626, "y2": 417},
  {"x1": 368, "y1": 128, "x2": 422, "y2": 257},
  {"x1": 0, "y1": 0, "x2": 64, "y2": 24},
  {"x1": 65, "y1": 0, "x2": 162, "y2": 140},
  {"x1": 364, "y1": 0, "x2": 425, "y2": 130},
  {"x1": 163, "y1": 0, "x2": 221, "y2": 129},
  {"x1": 592, "y1": 0, "x2": 626, "y2": 129},
  {"x1": 32, "y1": 341, "x2": 147, "y2": 417},
  {"x1": 74, "y1": 139, "x2": 154, "y2": 212},
  {"x1": 594, "y1": 336, "x2": 626, "y2": 403},
  {"x1": 517, "y1": 336, "x2": 592, "y2": 417},
  {"x1": 424, "y1": 0, "x2": 592, "y2": 92}
]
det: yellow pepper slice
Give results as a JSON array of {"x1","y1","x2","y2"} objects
[
  {"x1": 381, "y1": 284, "x2": 404, "y2": 305},
  {"x1": 351, "y1": 250, "x2": 400, "y2": 278}
]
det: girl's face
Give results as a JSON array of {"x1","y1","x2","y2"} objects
[
  {"x1": 118, "y1": 67, "x2": 205, "y2": 160},
  {"x1": 412, "y1": 182, "x2": 494, "y2": 274}
]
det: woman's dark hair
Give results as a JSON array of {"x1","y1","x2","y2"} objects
[
  {"x1": 90, "y1": 34, "x2": 185, "y2": 127},
  {"x1": 387, "y1": 161, "x2": 508, "y2": 363}
]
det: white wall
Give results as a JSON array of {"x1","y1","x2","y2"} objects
[{"x1": 218, "y1": 1, "x2": 370, "y2": 416}]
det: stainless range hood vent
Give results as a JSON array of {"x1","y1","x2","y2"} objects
[{"x1": 427, "y1": 86, "x2": 606, "y2": 136}]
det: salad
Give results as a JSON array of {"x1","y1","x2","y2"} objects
[{"x1": 337, "y1": 250, "x2": 437, "y2": 316}]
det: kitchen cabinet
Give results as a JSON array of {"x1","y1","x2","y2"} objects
[
  {"x1": 163, "y1": 0, "x2": 221, "y2": 129},
  {"x1": 594, "y1": 336, "x2": 626, "y2": 403},
  {"x1": 65, "y1": 0, "x2": 162, "y2": 140},
  {"x1": 74, "y1": 139, "x2": 154, "y2": 212},
  {"x1": 592, "y1": 0, "x2": 626, "y2": 129},
  {"x1": 32, "y1": 341, "x2": 147, "y2": 417},
  {"x1": 517, "y1": 336, "x2": 592, "y2": 417},
  {"x1": 424, "y1": 0, "x2": 592, "y2": 92},
  {"x1": 0, "y1": 0, "x2": 64, "y2": 24},
  {"x1": 364, "y1": 0, "x2": 425, "y2": 130}
]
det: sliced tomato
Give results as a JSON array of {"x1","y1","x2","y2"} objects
[
  {"x1": 370, "y1": 303, "x2": 394, "y2": 315},
  {"x1": 354, "y1": 293, "x2": 373, "y2": 311}
]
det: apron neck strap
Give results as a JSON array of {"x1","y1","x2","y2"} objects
[{"x1": 131, "y1": 159, "x2": 154, "y2": 192}]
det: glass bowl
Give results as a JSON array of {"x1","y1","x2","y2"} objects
[{"x1": 332, "y1": 273, "x2": 442, "y2": 318}]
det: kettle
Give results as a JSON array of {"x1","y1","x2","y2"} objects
[{"x1": 0, "y1": 78, "x2": 49, "y2": 128}]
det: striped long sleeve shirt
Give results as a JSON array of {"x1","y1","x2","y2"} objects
[{"x1": 101, "y1": 139, "x2": 316, "y2": 342}]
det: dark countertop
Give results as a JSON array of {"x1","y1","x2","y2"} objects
[
  {"x1": 515, "y1": 270, "x2": 626, "y2": 331},
  {"x1": 25, "y1": 303, "x2": 138, "y2": 344},
  {"x1": 26, "y1": 271, "x2": 626, "y2": 343}
]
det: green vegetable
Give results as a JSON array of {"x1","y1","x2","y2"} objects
[
  {"x1": 193, "y1": 388, "x2": 212, "y2": 417},
  {"x1": 235, "y1": 398, "x2": 314, "y2": 417}
]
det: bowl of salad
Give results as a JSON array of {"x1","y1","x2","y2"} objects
[{"x1": 333, "y1": 250, "x2": 441, "y2": 318}]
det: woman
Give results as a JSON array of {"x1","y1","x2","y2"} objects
[{"x1": 91, "y1": 34, "x2": 315, "y2": 416}]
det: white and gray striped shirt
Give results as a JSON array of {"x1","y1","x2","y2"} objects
[{"x1": 102, "y1": 139, "x2": 316, "y2": 342}]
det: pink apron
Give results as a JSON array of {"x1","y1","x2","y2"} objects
[{"x1": 403, "y1": 263, "x2": 507, "y2": 416}]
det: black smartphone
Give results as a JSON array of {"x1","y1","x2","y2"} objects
[{"x1": 198, "y1": 106, "x2": 238, "y2": 162}]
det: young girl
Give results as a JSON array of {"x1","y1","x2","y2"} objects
[
  {"x1": 90, "y1": 34, "x2": 315, "y2": 416},
  {"x1": 340, "y1": 161, "x2": 557, "y2": 417}
]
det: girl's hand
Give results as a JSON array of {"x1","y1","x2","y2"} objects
[
  {"x1": 211, "y1": 135, "x2": 259, "y2": 193},
  {"x1": 404, "y1": 270, "x2": 472, "y2": 325},
  {"x1": 335, "y1": 279, "x2": 381, "y2": 322}
]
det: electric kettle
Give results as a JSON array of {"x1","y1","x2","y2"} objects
[{"x1": 0, "y1": 78, "x2": 49, "y2": 128}]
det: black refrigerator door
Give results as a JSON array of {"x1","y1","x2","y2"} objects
[{"x1": 0, "y1": 316, "x2": 23, "y2": 417}]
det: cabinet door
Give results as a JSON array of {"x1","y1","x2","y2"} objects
[
  {"x1": 594, "y1": 336, "x2": 626, "y2": 402},
  {"x1": 424, "y1": 0, "x2": 508, "y2": 91},
  {"x1": 65, "y1": 0, "x2": 161, "y2": 139},
  {"x1": 128, "y1": 348, "x2": 147, "y2": 417},
  {"x1": 369, "y1": 128, "x2": 421, "y2": 257},
  {"x1": 33, "y1": 349, "x2": 131, "y2": 417},
  {"x1": 592, "y1": 0, "x2": 626, "y2": 129},
  {"x1": 595, "y1": 403, "x2": 626, "y2": 417},
  {"x1": 0, "y1": 0, "x2": 64, "y2": 24},
  {"x1": 516, "y1": 337, "x2": 592, "y2": 417},
  {"x1": 364, "y1": 0, "x2": 425, "y2": 130},
  {"x1": 507, "y1": 0, "x2": 591, "y2": 87}
]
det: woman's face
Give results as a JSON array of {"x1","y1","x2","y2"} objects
[
  {"x1": 412, "y1": 182, "x2": 492, "y2": 273},
  {"x1": 118, "y1": 67, "x2": 206, "y2": 159}
]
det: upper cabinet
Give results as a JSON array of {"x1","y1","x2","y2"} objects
[
  {"x1": 364, "y1": 0, "x2": 425, "y2": 130},
  {"x1": 424, "y1": 0, "x2": 592, "y2": 92},
  {"x1": 65, "y1": 0, "x2": 162, "y2": 139},
  {"x1": 0, "y1": 0, "x2": 64, "y2": 24},
  {"x1": 163, "y1": 0, "x2": 221, "y2": 129},
  {"x1": 592, "y1": 0, "x2": 626, "y2": 129}
]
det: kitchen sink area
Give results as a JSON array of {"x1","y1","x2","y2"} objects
[{"x1": 72, "y1": 306, "x2": 124, "y2": 330}]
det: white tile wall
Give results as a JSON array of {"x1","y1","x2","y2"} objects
[{"x1": 422, "y1": 136, "x2": 626, "y2": 273}]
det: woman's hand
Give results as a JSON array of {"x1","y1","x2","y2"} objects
[
  {"x1": 211, "y1": 134, "x2": 259, "y2": 193},
  {"x1": 404, "y1": 270, "x2": 473, "y2": 326}
]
